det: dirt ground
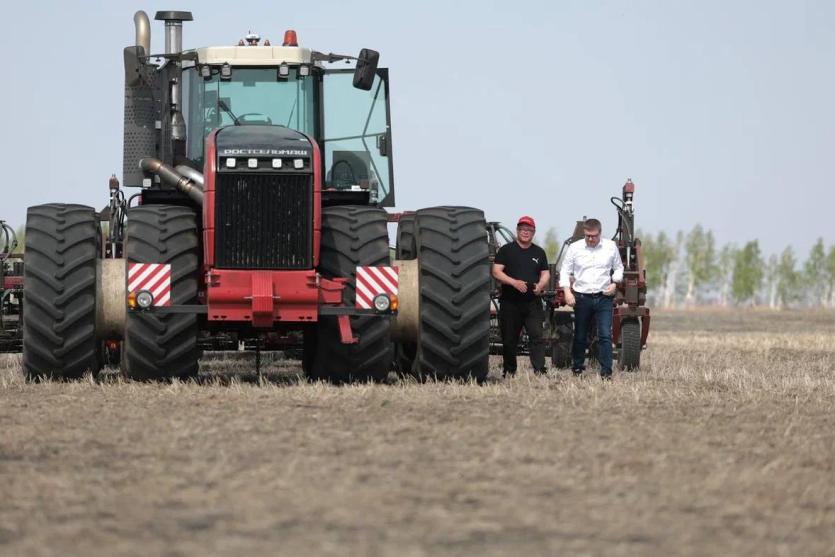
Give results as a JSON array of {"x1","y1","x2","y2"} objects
[{"x1": 1, "y1": 309, "x2": 833, "y2": 556}]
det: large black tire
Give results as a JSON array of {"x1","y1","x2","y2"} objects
[
  {"x1": 619, "y1": 318, "x2": 641, "y2": 371},
  {"x1": 22, "y1": 204, "x2": 99, "y2": 380},
  {"x1": 395, "y1": 213, "x2": 416, "y2": 260},
  {"x1": 311, "y1": 205, "x2": 394, "y2": 383},
  {"x1": 415, "y1": 206, "x2": 490, "y2": 381},
  {"x1": 123, "y1": 205, "x2": 200, "y2": 381}
]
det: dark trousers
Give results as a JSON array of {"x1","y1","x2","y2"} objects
[
  {"x1": 500, "y1": 298, "x2": 546, "y2": 373},
  {"x1": 572, "y1": 293, "x2": 614, "y2": 375}
]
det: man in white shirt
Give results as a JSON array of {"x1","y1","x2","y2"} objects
[{"x1": 558, "y1": 218, "x2": 624, "y2": 379}]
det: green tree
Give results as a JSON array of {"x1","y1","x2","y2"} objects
[
  {"x1": 803, "y1": 238, "x2": 826, "y2": 306},
  {"x1": 764, "y1": 254, "x2": 778, "y2": 309},
  {"x1": 542, "y1": 227, "x2": 559, "y2": 264},
  {"x1": 717, "y1": 243, "x2": 737, "y2": 306},
  {"x1": 684, "y1": 224, "x2": 716, "y2": 306},
  {"x1": 662, "y1": 231, "x2": 685, "y2": 308},
  {"x1": 775, "y1": 246, "x2": 800, "y2": 308},
  {"x1": 825, "y1": 245, "x2": 835, "y2": 309},
  {"x1": 731, "y1": 240, "x2": 764, "y2": 305},
  {"x1": 640, "y1": 230, "x2": 676, "y2": 304}
]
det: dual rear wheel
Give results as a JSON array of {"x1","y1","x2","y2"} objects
[
  {"x1": 309, "y1": 205, "x2": 492, "y2": 383},
  {"x1": 395, "y1": 206, "x2": 491, "y2": 382},
  {"x1": 22, "y1": 203, "x2": 200, "y2": 381}
]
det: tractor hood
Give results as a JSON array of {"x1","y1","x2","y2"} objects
[{"x1": 216, "y1": 125, "x2": 312, "y2": 159}]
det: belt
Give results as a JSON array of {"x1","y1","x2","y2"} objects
[{"x1": 573, "y1": 290, "x2": 604, "y2": 297}]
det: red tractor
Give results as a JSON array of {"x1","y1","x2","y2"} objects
[{"x1": 22, "y1": 10, "x2": 492, "y2": 382}]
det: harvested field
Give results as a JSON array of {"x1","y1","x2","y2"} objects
[{"x1": 1, "y1": 309, "x2": 833, "y2": 556}]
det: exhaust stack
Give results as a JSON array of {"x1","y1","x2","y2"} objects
[
  {"x1": 154, "y1": 10, "x2": 193, "y2": 54},
  {"x1": 133, "y1": 11, "x2": 151, "y2": 55},
  {"x1": 154, "y1": 11, "x2": 193, "y2": 145}
]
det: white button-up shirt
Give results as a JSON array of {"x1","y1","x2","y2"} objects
[{"x1": 558, "y1": 238, "x2": 624, "y2": 293}]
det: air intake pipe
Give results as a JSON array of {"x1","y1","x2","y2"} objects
[
  {"x1": 154, "y1": 11, "x2": 193, "y2": 144},
  {"x1": 140, "y1": 158, "x2": 203, "y2": 206},
  {"x1": 155, "y1": 11, "x2": 193, "y2": 55}
]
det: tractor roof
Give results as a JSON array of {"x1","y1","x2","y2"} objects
[{"x1": 191, "y1": 45, "x2": 313, "y2": 66}]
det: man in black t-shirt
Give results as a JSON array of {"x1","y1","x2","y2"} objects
[{"x1": 492, "y1": 216, "x2": 550, "y2": 376}]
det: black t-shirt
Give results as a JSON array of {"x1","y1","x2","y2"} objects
[{"x1": 494, "y1": 241, "x2": 549, "y2": 302}]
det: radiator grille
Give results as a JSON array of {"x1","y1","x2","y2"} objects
[{"x1": 215, "y1": 173, "x2": 313, "y2": 269}]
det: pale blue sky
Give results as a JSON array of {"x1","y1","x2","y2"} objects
[{"x1": 2, "y1": 0, "x2": 832, "y2": 256}]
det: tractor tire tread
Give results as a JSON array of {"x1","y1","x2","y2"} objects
[
  {"x1": 312, "y1": 205, "x2": 393, "y2": 383},
  {"x1": 123, "y1": 205, "x2": 199, "y2": 381},
  {"x1": 619, "y1": 318, "x2": 641, "y2": 371},
  {"x1": 22, "y1": 204, "x2": 98, "y2": 379},
  {"x1": 416, "y1": 206, "x2": 490, "y2": 381}
]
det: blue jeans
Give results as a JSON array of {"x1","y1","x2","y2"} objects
[{"x1": 572, "y1": 293, "x2": 614, "y2": 375}]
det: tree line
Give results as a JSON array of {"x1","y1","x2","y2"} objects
[
  {"x1": 541, "y1": 226, "x2": 835, "y2": 308},
  {"x1": 10, "y1": 223, "x2": 835, "y2": 308}
]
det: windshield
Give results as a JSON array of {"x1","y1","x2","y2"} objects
[{"x1": 183, "y1": 67, "x2": 318, "y2": 168}]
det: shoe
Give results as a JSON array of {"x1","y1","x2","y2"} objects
[
  {"x1": 571, "y1": 368, "x2": 584, "y2": 376},
  {"x1": 600, "y1": 373, "x2": 613, "y2": 381}
]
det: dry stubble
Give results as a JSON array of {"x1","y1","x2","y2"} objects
[{"x1": 0, "y1": 309, "x2": 833, "y2": 556}]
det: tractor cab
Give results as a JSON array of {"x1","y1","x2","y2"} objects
[
  {"x1": 124, "y1": 20, "x2": 394, "y2": 207},
  {"x1": 180, "y1": 38, "x2": 394, "y2": 206}
]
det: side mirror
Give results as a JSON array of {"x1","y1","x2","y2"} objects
[{"x1": 353, "y1": 48, "x2": 379, "y2": 91}]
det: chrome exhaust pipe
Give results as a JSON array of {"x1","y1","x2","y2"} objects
[
  {"x1": 175, "y1": 165, "x2": 204, "y2": 189},
  {"x1": 133, "y1": 11, "x2": 151, "y2": 55},
  {"x1": 140, "y1": 158, "x2": 203, "y2": 206}
]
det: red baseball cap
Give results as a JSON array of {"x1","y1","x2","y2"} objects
[{"x1": 517, "y1": 216, "x2": 536, "y2": 228}]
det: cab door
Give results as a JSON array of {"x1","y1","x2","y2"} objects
[{"x1": 322, "y1": 68, "x2": 394, "y2": 206}]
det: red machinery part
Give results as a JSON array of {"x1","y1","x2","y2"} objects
[
  {"x1": 202, "y1": 129, "x2": 330, "y2": 328},
  {"x1": 2, "y1": 276, "x2": 23, "y2": 289},
  {"x1": 201, "y1": 130, "x2": 323, "y2": 270},
  {"x1": 206, "y1": 269, "x2": 347, "y2": 326},
  {"x1": 612, "y1": 306, "x2": 651, "y2": 347}
]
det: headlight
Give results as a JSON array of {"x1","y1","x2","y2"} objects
[
  {"x1": 372, "y1": 293, "x2": 391, "y2": 313},
  {"x1": 136, "y1": 290, "x2": 154, "y2": 309}
]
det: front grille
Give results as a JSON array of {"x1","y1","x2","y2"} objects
[{"x1": 215, "y1": 173, "x2": 313, "y2": 269}]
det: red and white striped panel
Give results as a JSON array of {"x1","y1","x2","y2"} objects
[
  {"x1": 355, "y1": 266, "x2": 399, "y2": 309},
  {"x1": 127, "y1": 263, "x2": 172, "y2": 307}
]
